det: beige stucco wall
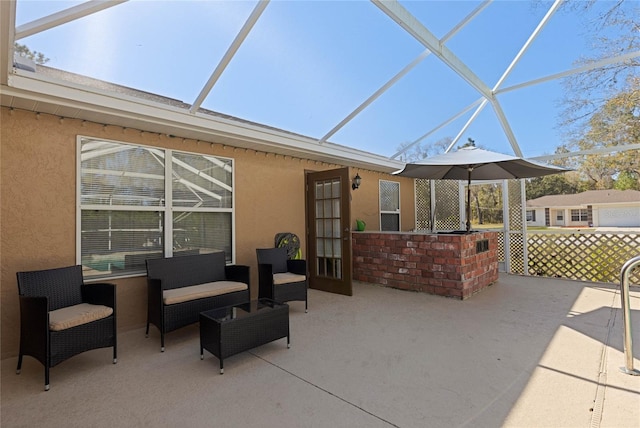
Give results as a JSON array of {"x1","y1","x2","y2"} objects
[
  {"x1": 349, "y1": 171, "x2": 415, "y2": 232},
  {"x1": 0, "y1": 106, "x2": 415, "y2": 359}
]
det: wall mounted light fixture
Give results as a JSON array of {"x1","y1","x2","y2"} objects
[{"x1": 352, "y1": 173, "x2": 362, "y2": 190}]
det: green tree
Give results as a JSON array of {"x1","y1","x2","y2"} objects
[
  {"x1": 614, "y1": 170, "x2": 640, "y2": 190},
  {"x1": 525, "y1": 174, "x2": 580, "y2": 199},
  {"x1": 395, "y1": 136, "x2": 452, "y2": 162},
  {"x1": 14, "y1": 43, "x2": 49, "y2": 65},
  {"x1": 557, "y1": 0, "x2": 639, "y2": 138},
  {"x1": 559, "y1": 81, "x2": 640, "y2": 189},
  {"x1": 471, "y1": 183, "x2": 502, "y2": 225},
  {"x1": 549, "y1": 1, "x2": 639, "y2": 191}
]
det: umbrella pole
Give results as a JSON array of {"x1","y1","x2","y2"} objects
[{"x1": 466, "y1": 169, "x2": 472, "y2": 232}]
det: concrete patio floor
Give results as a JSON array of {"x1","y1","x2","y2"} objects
[{"x1": 2, "y1": 273, "x2": 639, "y2": 427}]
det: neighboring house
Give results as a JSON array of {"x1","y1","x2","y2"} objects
[{"x1": 526, "y1": 190, "x2": 640, "y2": 228}]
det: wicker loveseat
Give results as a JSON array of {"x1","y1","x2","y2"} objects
[{"x1": 145, "y1": 252, "x2": 250, "y2": 351}]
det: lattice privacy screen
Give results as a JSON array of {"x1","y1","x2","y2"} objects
[
  {"x1": 415, "y1": 179, "x2": 460, "y2": 231},
  {"x1": 528, "y1": 232, "x2": 640, "y2": 284},
  {"x1": 507, "y1": 180, "x2": 526, "y2": 274},
  {"x1": 496, "y1": 231, "x2": 505, "y2": 264},
  {"x1": 415, "y1": 179, "x2": 430, "y2": 230},
  {"x1": 413, "y1": 178, "x2": 638, "y2": 285}
]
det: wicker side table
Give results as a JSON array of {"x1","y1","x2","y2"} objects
[{"x1": 199, "y1": 299, "x2": 290, "y2": 374}]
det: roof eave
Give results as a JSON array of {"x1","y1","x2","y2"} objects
[{"x1": 2, "y1": 70, "x2": 405, "y2": 173}]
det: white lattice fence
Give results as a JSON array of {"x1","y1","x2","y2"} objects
[
  {"x1": 528, "y1": 232, "x2": 640, "y2": 284},
  {"x1": 497, "y1": 231, "x2": 505, "y2": 263},
  {"x1": 415, "y1": 179, "x2": 430, "y2": 230},
  {"x1": 434, "y1": 181, "x2": 461, "y2": 230},
  {"x1": 415, "y1": 179, "x2": 460, "y2": 231},
  {"x1": 506, "y1": 180, "x2": 525, "y2": 274},
  {"x1": 413, "y1": 178, "x2": 639, "y2": 285}
]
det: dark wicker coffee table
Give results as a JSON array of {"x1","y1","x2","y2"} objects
[{"x1": 199, "y1": 299, "x2": 290, "y2": 374}]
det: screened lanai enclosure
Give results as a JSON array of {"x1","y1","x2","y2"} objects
[
  {"x1": 4, "y1": 1, "x2": 639, "y2": 160},
  {"x1": 4, "y1": 4, "x2": 640, "y2": 419},
  {"x1": 2, "y1": 0, "x2": 639, "y2": 285}
]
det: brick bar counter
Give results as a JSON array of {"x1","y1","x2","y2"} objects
[{"x1": 352, "y1": 231, "x2": 499, "y2": 300}]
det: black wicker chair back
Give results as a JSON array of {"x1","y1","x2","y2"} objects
[
  {"x1": 146, "y1": 252, "x2": 227, "y2": 290},
  {"x1": 256, "y1": 247, "x2": 308, "y2": 312},
  {"x1": 258, "y1": 247, "x2": 289, "y2": 273},
  {"x1": 15, "y1": 265, "x2": 117, "y2": 391},
  {"x1": 17, "y1": 265, "x2": 83, "y2": 310}
]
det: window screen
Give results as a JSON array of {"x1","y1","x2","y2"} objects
[
  {"x1": 380, "y1": 180, "x2": 400, "y2": 231},
  {"x1": 79, "y1": 137, "x2": 234, "y2": 279}
]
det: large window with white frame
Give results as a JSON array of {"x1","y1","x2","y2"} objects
[
  {"x1": 379, "y1": 180, "x2": 400, "y2": 231},
  {"x1": 570, "y1": 208, "x2": 588, "y2": 222},
  {"x1": 78, "y1": 137, "x2": 234, "y2": 279}
]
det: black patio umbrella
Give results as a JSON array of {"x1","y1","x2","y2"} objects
[{"x1": 393, "y1": 146, "x2": 570, "y2": 232}]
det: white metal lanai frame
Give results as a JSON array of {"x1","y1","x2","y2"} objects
[{"x1": 2, "y1": 0, "x2": 640, "y2": 164}]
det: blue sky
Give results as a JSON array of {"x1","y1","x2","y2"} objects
[{"x1": 14, "y1": 1, "x2": 622, "y2": 159}]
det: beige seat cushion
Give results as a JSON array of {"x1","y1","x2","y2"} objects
[
  {"x1": 49, "y1": 303, "x2": 113, "y2": 331},
  {"x1": 163, "y1": 281, "x2": 248, "y2": 305},
  {"x1": 273, "y1": 272, "x2": 306, "y2": 285}
]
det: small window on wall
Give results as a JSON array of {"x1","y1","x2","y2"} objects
[
  {"x1": 526, "y1": 210, "x2": 536, "y2": 222},
  {"x1": 380, "y1": 180, "x2": 400, "y2": 231},
  {"x1": 78, "y1": 137, "x2": 234, "y2": 279}
]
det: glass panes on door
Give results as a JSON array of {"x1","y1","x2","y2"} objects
[{"x1": 315, "y1": 179, "x2": 342, "y2": 279}]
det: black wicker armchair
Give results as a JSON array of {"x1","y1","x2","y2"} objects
[
  {"x1": 256, "y1": 247, "x2": 308, "y2": 312},
  {"x1": 16, "y1": 265, "x2": 117, "y2": 391}
]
